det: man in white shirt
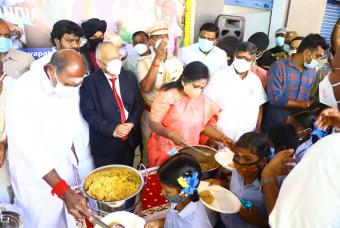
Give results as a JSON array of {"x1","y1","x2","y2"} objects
[
  {"x1": 6, "y1": 50, "x2": 91, "y2": 228},
  {"x1": 267, "y1": 133, "x2": 340, "y2": 228},
  {"x1": 178, "y1": 23, "x2": 227, "y2": 76},
  {"x1": 204, "y1": 42, "x2": 267, "y2": 141},
  {"x1": 30, "y1": 19, "x2": 93, "y2": 181}
]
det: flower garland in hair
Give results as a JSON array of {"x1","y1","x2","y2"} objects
[{"x1": 177, "y1": 171, "x2": 199, "y2": 195}]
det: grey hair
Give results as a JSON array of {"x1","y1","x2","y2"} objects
[
  {"x1": 234, "y1": 41, "x2": 258, "y2": 56},
  {"x1": 95, "y1": 41, "x2": 116, "y2": 61}
]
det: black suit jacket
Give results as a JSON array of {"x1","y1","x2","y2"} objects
[
  {"x1": 80, "y1": 44, "x2": 95, "y2": 74},
  {"x1": 79, "y1": 69, "x2": 144, "y2": 158}
]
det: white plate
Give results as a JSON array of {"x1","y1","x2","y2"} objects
[
  {"x1": 198, "y1": 181, "x2": 241, "y2": 214},
  {"x1": 94, "y1": 211, "x2": 145, "y2": 228},
  {"x1": 215, "y1": 148, "x2": 235, "y2": 171}
]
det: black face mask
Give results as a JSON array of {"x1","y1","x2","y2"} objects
[{"x1": 88, "y1": 38, "x2": 104, "y2": 50}]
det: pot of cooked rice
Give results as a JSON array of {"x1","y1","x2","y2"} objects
[
  {"x1": 81, "y1": 165, "x2": 145, "y2": 214},
  {"x1": 179, "y1": 145, "x2": 220, "y2": 179}
]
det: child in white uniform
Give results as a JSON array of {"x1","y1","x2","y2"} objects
[{"x1": 145, "y1": 153, "x2": 212, "y2": 228}]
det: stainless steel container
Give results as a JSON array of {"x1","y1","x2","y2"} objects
[
  {"x1": 179, "y1": 145, "x2": 220, "y2": 179},
  {"x1": 0, "y1": 211, "x2": 24, "y2": 228},
  {"x1": 82, "y1": 164, "x2": 146, "y2": 215}
]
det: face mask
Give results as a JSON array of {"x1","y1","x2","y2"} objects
[
  {"x1": 106, "y1": 59, "x2": 122, "y2": 75},
  {"x1": 289, "y1": 49, "x2": 297, "y2": 56},
  {"x1": 304, "y1": 51, "x2": 319, "y2": 69},
  {"x1": 165, "y1": 194, "x2": 187, "y2": 204},
  {"x1": 119, "y1": 48, "x2": 128, "y2": 60},
  {"x1": 155, "y1": 38, "x2": 168, "y2": 50},
  {"x1": 88, "y1": 38, "x2": 104, "y2": 49},
  {"x1": 319, "y1": 75, "x2": 338, "y2": 108},
  {"x1": 52, "y1": 70, "x2": 81, "y2": 97},
  {"x1": 0, "y1": 37, "x2": 12, "y2": 53},
  {"x1": 233, "y1": 57, "x2": 253, "y2": 73},
  {"x1": 198, "y1": 38, "x2": 214, "y2": 53},
  {"x1": 275, "y1": 37, "x2": 285, "y2": 47},
  {"x1": 183, "y1": 82, "x2": 202, "y2": 98},
  {"x1": 235, "y1": 164, "x2": 258, "y2": 178},
  {"x1": 283, "y1": 44, "x2": 290, "y2": 53},
  {"x1": 134, "y1": 43, "x2": 148, "y2": 55}
]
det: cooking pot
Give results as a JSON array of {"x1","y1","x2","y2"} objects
[
  {"x1": 179, "y1": 145, "x2": 220, "y2": 179},
  {"x1": 82, "y1": 164, "x2": 147, "y2": 215},
  {"x1": 0, "y1": 210, "x2": 24, "y2": 228}
]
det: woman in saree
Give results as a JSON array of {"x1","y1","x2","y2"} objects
[{"x1": 147, "y1": 61, "x2": 234, "y2": 167}]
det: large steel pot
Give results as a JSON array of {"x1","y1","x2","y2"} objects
[
  {"x1": 179, "y1": 145, "x2": 220, "y2": 179},
  {"x1": 82, "y1": 164, "x2": 146, "y2": 215},
  {"x1": 0, "y1": 211, "x2": 24, "y2": 228}
]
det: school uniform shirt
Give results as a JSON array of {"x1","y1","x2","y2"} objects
[
  {"x1": 204, "y1": 66, "x2": 268, "y2": 141},
  {"x1": 221, "y1": 170, "x2": 267, "y2": 228},
  {"x1": 164, "y1": 201, "x2": 212, "y2": 228},
  {"x1": 269, "y1": 133, "x2": 340, "y2": 228},
  {"x1": 178, "y1": 43, "x2": 227, "y2": 76},
  {"x1": 3, "y1": 48, "x2": 34, "y2": 79}
]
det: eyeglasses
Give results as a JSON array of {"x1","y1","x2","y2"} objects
[{"x1": 233, "y1": 153, "x2": 263, "y2": 166}]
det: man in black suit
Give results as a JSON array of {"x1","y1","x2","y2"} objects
[{"x1": 80, "y1": 41, "x2": 143, "y2": 167}]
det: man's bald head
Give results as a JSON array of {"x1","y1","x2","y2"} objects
[{"x1": 46, "y1": 49, "x2": 88, "y2": 87}]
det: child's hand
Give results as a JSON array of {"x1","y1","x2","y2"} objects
[
  {"x1": 238, "y1": 205, "x2": 262, "y2": 225},
  {"x1": 205, "y1": 178, "x2": 222, "y2": 186}
]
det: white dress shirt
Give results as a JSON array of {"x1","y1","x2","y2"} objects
[
  {"x1": 204, "y1": 66, "x2": 268, "y2": 141},
  {"x1": 269, "y1": 133, "x2": 340, "y2": 228},
  {"x1": 178, "y1": 43, "x2": 227, "y2": 76},
  {"x1": 104, "y1": 72, "x2": 129, "y2": 119}
]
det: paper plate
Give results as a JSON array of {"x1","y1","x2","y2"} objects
[
  {"x1": 198, "y1": 181, "x2": 241, "y2": 214},
  {"x1": 94, "y1": 211, "x2": 145, "y2": 228},
  {"x1": 215, "y1": 148, "x2": 235, "y2": 171}
]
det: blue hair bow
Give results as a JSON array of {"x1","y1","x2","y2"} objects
[
  {"x1": 268, "y1": 148, "x2": 275, "y2": 161},
  {"x1": 177, "y1": 171, "x2": 199, "y2": 195},
  {"x1": 311, "y1": 124, "x2": 329, "y2": 140}
]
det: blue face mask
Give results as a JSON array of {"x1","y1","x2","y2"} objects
[
  {"x1": 0, "y1": 37, "x2": 12, "y2": 53},
  {"x1": 283, "y1": 44, "x2": 290, "y2": 53},
  {"x1": 304, "y1": 51, "x2": 319, "y2": 69},
  {"x1": 165, "y1": 194, "x2": 187, "y2": 204},
  {"x1": 198, "y1": 38, "x2": 214, "y2": 53},
  {"x1": 275, "y1": 37, "x2": 285, "y2": 47}
]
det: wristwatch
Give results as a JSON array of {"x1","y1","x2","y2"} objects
[{"x1": 260, "y1": 176, "x2": 276, "y2": 187}]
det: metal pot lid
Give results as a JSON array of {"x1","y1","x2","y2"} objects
[{"x1": 0, "y1": 211, "x2": 23, "y2": 228}]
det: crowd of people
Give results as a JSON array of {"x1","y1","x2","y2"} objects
[{"x1": 0, "y1": 14, "x2": 339, "y2": 228}]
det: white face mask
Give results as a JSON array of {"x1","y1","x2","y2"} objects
[
  {"x1": 106, "y1": 59, "x2": 122, "y2": 75},
  {"x1": 233, "y1": 57, "x2": 253, "y2": 73},
  {"x1": 319, "y1": 74, "x2": 339, "y2": 108},
  {"x1": 134, "y1": 43, "x2": 148, "y2": 55},
  {"x1": 119, "y1": 48, "x2": 128, "y2": 60},
  {"x1": 52, "y1": 70, "x2": 82, "y2": 97}
]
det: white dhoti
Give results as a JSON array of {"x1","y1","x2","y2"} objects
[{"x1": 11, "y1": 155, "x2": 78, "y2": 228}]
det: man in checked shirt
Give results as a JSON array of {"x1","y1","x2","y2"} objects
[{"x1": 264, "y1": 34, "x2": 329, "y2": 130}]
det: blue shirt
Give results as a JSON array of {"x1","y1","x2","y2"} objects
[
  {"x1": 221, "y1": 170, "x2": 267, "y2": 228},
  {"x1": 164, "y1": 201, "x2": 212, "y2": 228},
  {"x1": 265, "y1": 57, "x2": 316, "y2": 127}
]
